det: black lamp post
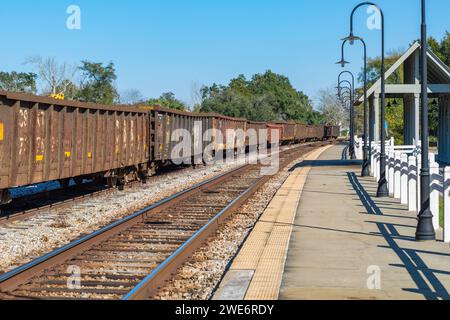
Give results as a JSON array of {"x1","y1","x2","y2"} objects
[
  {"x1": 338, "y1": 82, "x2": 354, "y2": 150},
  {"x1": 344, "y1": 2, "x2": 388, "y2": 197},
  {"x1": 416, "y1": 0, "x2": 435, "y2": 241},
  {"x1": 338, "y1": 86, "x2": 352, "y2": 105},
  {"x1": 339, "y1": 92, "x2": 352, "y2": 141},
  {"x1": 337, "y1": 38, "x2": 370, "y2": 176},
  {"x1": 338, "y1": 71, "x2": 356, "y2": 160}
]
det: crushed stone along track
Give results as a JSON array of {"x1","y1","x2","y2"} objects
[
  {"x1": 0, "y1": 164, "x2": 192, "y2": 226},
  {"x1": 0, "y1": 142, "x2": 330, "y2": 300},
  {"x1": 0, "y1": 181, "x2": 141, "y2": 227}
]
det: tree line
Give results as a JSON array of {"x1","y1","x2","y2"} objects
[
  {"x1": 0, "y1": 58, "x2": 325, "y2": 125},
  {"x1": 197, "y1": 71, "x2": 323, "y2": 124}
]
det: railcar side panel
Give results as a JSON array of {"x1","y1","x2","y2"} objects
[
  {"x1": 267, "y1": 123, "x2": 283, "y2": 144},
  {"x1": 211, "y1": 115, "x2": 246, "y2": 152},
  {"x1": 246, "y1": 121, "x2": 267, "y2": 147},
  {"x1": 279, "y1": 122, "x2": 296, "y2": 142},
  {"x1": 0, "y1": 92, "x2": 149, "y2": 198},
  {"x1": 294, "y1": 123, "x2": 308, "y2": 141}
]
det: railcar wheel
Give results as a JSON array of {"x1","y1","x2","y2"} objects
[
  {"x1": 59, "y1": 179, "x2": 71, "y2": 189},
  {"x1": 74, "y1": 177, "x2": 83, "y2": 185},
  {"x1": 107, "y1": 176, "x2": 118, "y2": 188},
  {"x1": 0, "y1": 189, "x2": 12, "y2": 205}
]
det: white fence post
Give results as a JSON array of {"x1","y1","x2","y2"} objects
[
  {"x1": 430, "y1": 162, "x2": 440, "y2": 231},
  {"x1": 388, "y1": 151, "x2": 395, "y2": 196},
  {"x1": 408, "y1": 156, "x2": 417, "y2": 212},
  {"x1": 375, "y1": 147, "x2": 380, "y2": 181},
  {"x1": 416, "y1": 154, "x2": 422, "y2": 213},
  {"x1": 394, "y1": 152, "x2": 401, "y2": 199},
  {"x1": 430, "y1": 154, "x2": 435, "y2": 163},
  {"x1": 355, "y1": 136, "x2": 361, "y2": 160},
  {"x1": 444, "y1": 167, "x2": 450, "y2": 243},
  {"x1": 370, "y1": 143, "x2": 376, "y2": 177},
  {"x1": 400, "y1": 154, "x2": 408, "y2": 205}
]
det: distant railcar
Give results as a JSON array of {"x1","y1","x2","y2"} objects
[
  {"x1": 210, "y1": 114, "x2": 247, "y2": 152},
  {"x1": 294, "y1": 123, "x2": 308, "y2": 142},
  {"x1": 324, "y1": 125, "x2": 340, "y2": 139},
  {"x1": 314, "y1": 125, "x2": 326, "y2": 140},
  {"x1": 246, "y1": 121, "x2": 267, "y2": 147},
  {"x1": 276, "y1": 122, "x2": 296, "y2": 143},
  {"x1": 305, "y1": 125, "x2": 324, "y2": 141},
  {"x1": 267, "y1": 123, "x2": 283, "y2": 145},
  {"x1": 0, "y1": 91, "x2": 149, "y2": 204},
  {"x1": 144, "y1": 106, "x2": 212, "y2": 169}
]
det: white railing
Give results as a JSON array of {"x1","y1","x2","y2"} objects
[
  {"x1": 369, "y1": 139, "x2": 449, "y2": 242},
  {"x1": 354, "y1": 136, "x2": 363, "y2": 160}
]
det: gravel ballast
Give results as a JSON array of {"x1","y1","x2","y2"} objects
[
  {"x1": 153, "y1": 150, "x2": 314, "y2": 300},
  {"x1": 0, "y1": 155, "x2": 261, "y2": 273}
]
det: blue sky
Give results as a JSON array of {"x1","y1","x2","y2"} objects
[{"x1": 0, "y1": 0, "x2": 448, "y2": 107}]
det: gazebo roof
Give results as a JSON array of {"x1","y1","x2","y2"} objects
[{"x1": 356, "y1": 41, "x2": 450, "y2": 105}]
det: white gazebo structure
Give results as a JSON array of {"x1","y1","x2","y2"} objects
[{"x1": 356, "y1": 41, "x2": 450, "y2": 163}]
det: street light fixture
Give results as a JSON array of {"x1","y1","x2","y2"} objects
[
  {"x1": 416, "y1": 0, "x2": 436, "y2": 241},
  {"x1": 338, "y1": 37, "x2": 370, "y2": 176},
  {"x1": 339, "y1": 88, "x2": 352, "y2": 104},
  {"x1": 344, "y1": 2, "x2": 388, "y2": 197},
  {"x1": 338, "y1": 71, "x2": 356, "y2": 160}
]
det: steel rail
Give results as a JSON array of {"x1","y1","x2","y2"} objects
[
  {"x1": 124, "y1": 142, "x2": 330, "y2": 300},
  {"x1": 0, "y1": 164, "x2": 249, "y2": 293},
  {"x1": 0, "y1": 141, "x2": 330, "y2": 299}
]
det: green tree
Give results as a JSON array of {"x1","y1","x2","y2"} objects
[
  {"x1": 147, "y1": 92, "x2": 187, "y2": 111},
  {"x1": 385, "y1": 100, "x2": 404, "y2": 145},
  {"x1": 200, "y1": 70, "x2": 317, "y2": 124},
  {"x1": 0, "y1": 71, "x2": 37, "y2": 93},
  {"x1": 358, "y1": 50, "x2": 403, "y2": 87},
  {"x1": 429, "y1": 32, "x2": 450, "y2": 67},
  {"x1": 76, "y1": 61, "x2": 119, "y2": 105}
]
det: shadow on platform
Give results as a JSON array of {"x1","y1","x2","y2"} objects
[
  {"x1": 347, "y1": 172, "x2": 450, "y2": 300},
  {"x1": 290, "y1": 159, "x2": 362, "y2": 171}
]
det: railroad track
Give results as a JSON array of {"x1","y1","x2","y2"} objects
[{"x1": 0, "y1": 141, "x2": 330, "y2": 300}]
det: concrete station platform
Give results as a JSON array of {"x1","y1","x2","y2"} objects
[{"x1": 214, "y1": 144, "x2": 450, "y2": 300}]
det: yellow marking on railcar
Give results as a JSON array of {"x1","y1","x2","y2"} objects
[
  {"x1": 65, "y1": 151, "x2": 71, "y2": 158},
  {"x1": 87, "y1": 152, "x2": 92, "y2": 158},
  {"x1": 50, "y1": 93, "x2": 65, "y2": 100},
  {"x1": 36, "y1": 155, "x2": 44, "y2": 162},
  {"x1": 139, "y1": 106, "x2": 154, "y2": 111},
  {"x1": 0, "y1": 122, "x2": 3, "y2": 141}
]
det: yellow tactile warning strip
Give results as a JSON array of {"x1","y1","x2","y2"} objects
[{"x1": 229, "y1": 145, "x2": 332, "y2": 300}]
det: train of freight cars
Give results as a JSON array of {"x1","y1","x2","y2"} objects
[{"x1": 0, "y1": 91, "x2": 339, "y2": 204}]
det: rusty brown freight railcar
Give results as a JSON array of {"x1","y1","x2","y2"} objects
[
  {"x1": 304, "y1": 125, "x2": 322, "y2": 141},
  {"x1": 210, "y1": 114, "x2": 247, "y2": 152},
  {"x1": 267, "y1": 123, "x2": 283, "y2": 145},
  {"x1": 275, "y1": 122, "x2": 296, "y2": 143},
  {"x1": 0, "y1": 91, "x2": 149, "y2": 204},
  {"x1": 246, "y1": 121, "x2": 267, "y2": 147},
  {"x1": 144, "y1": 106, "x2": 212, "y2": 168},
  {"x1": 324, "y1": 125, "x2": 340, "y2": 139},
  {"x1": 294, "y1": 123, "x2": 308, "y2": 142}
]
